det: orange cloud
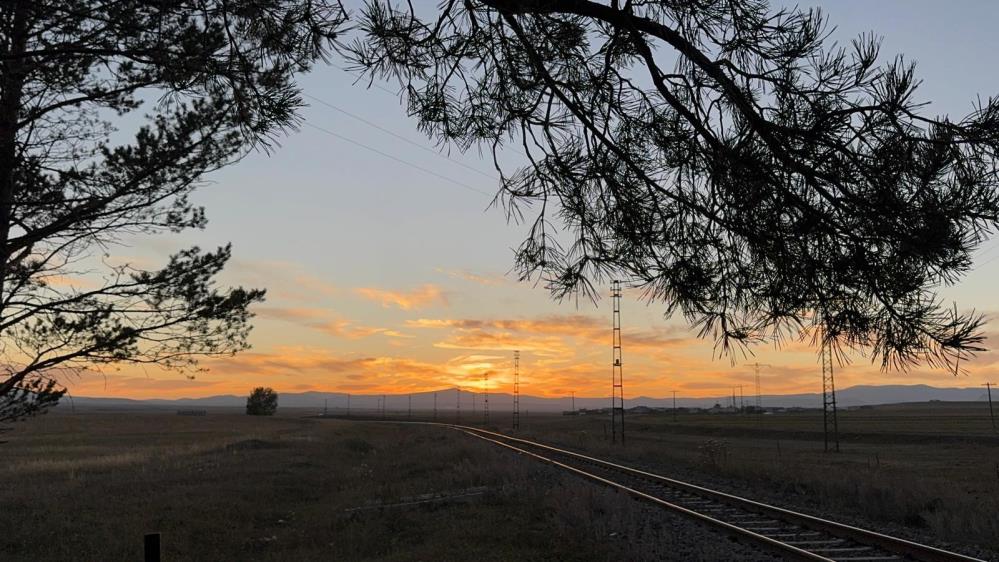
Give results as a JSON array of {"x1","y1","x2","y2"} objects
[
  {"x1": 408, "y1": 314, "x2": 690, "y2": 351},
  {"x1": 256, "y1": 306, "x2": 327, "y2": 322},
  {"x1": 355, "y1": 284, "x2": 449, "y2": 310}
]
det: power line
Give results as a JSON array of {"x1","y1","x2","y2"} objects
[
  {"x1": 304, "y1": 93, "x2": 498, "y2": 181},
  {"x1": 302, "y1": 121, "x2": 493, "y2": 198},
  {"x1": 975, "y1": 250, "x2": 999, "y2": 270},
  {"x1": 328, "y1": 65, "x2": 999, "y2": 275}
]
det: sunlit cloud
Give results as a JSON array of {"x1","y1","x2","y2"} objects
[
  {"x1": 256, "y1": 306, "x2": 328, "y2": 322},
  {"x1": 355, "y1": 284, "x2": 449, "y2": 310},
  {"x1": 408, "y1": 314, "x2": 692, "y2": 352},
  {"x1": 55, "y1": 297, "x2": 999, "y2": 400}
]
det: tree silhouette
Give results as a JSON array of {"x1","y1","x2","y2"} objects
[
  {"x1": 348, "y1": 0, "x2": 997, "y2": 371},
  {"x1": 246, "y1": 387, "x2": 278, "y2": 416},
  {"x1": 0, "y1": 0, "x2": 346, "y2": 422}
]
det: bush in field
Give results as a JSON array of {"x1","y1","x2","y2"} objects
[{"x1": 246, "y1": 388, "x2": 278, "y2": 416}]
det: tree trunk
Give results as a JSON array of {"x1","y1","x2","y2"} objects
[{"x1": 0, "y1": 1, "x2": 30, "y2": 323}]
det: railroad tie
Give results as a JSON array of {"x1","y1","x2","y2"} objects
[{"x1": 760, "y1": 532, "x2": 822, "y2": 539}]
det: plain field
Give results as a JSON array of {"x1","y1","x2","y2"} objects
[
  {"x1": 0, "y1": 410, "x2": 755, "y2": 561},
  {"x1": 1, "y1": 402, "x2": 997, "y2": 560}
]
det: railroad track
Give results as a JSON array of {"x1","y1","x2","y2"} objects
[{"x1": 452, "y1": 424, "x2": 984, "y2": 562}]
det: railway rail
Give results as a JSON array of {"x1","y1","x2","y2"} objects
[{"x1": 447, "y1": 424, "x2": 985, "y2": 562}]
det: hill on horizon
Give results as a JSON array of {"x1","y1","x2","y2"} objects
[{"x1": 59, "y1": 383, "x2": 991, "y2": 413}]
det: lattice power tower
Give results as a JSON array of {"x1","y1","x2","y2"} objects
[
  {"x1": 745, "y1": 362, "x2": 771, "y2": 411},
  {"x1": 611, "y1": 280, "x2": 625, "y2": 444},
  {"x1": 512, "y1": 350, "x2": 521, "y2": 430},
  {"x1": 821, "y1": 343, "x2": 840, "y2": 452}
]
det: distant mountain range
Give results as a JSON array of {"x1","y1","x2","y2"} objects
[{"x1": 59, "y1": 384, "x2": 991, "y2": 413}]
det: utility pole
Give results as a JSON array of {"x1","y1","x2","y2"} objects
[
  {"x1": 745, "y1": 362, "x2": 772, "y2": 412},
  {"x1": 672, "y1": 390, "x2": 677, "y2": 423},
  {"x1": 512, "y1": 351, "x2": 521, "y2": 430},
  {"x1": 739, "y1": 385, "x2": 745, "y2": 413},
  {"x1": 483, "y1": 371, "x2": 490, "y2": 425},
  {"x1": 732, "y1": 388, "x2": 737, "y2": 411},
  {"x1": 822, "y1": 343, "x2": 840, "y2": 452},
  {"x1": 611, "y1": 280, "x2": 625, "y2": 444},
  {"x1": 985, "y1": 382, "x2": 996, "y2": 432}
]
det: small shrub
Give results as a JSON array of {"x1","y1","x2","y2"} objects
[{"x1": 246, "y1": 387, "x2": 278, "y2": 416}]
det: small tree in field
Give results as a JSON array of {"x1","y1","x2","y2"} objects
[{"x1": 246, "y1": 387, "x2": 278, "y2": 416}]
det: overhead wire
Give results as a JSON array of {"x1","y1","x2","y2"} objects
[
  {"x1": 303, "y1": 92, "x2": 497, "y2": 181},
  {"x1": 301, "y1": 121, "x2": 494, "y2": 198},
  {"x1": 320, "y1": 66, "x2": 999, "y2": 273},
  {"x1": 298, "y1": 64, "x2": 501, "y2": 199}
]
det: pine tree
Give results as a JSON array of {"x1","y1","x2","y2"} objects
[
  {"x1": 348, "y1": 0, "x2": 998, "y2": 370},
  {"x1": 0, "y1": 0, "x2": 346, "y2": 422}
]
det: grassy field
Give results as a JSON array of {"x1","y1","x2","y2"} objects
[
  {"x1": 468, "y1": 402, "x2": 999, "y2": 555},
  {"x1": 1, "y1": 409, "x2": 763, "y2": 561}
]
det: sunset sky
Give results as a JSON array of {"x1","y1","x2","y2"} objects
[{"x1": 62, "y1": 0, "x2": 999, "y2": 401}]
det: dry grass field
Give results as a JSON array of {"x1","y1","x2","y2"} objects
[
  {"x1": 1, "y1": 409, "x2": 766, "y2": 561},
  {"x1": 473, "y1": 402, "x2": 999, "y2": 556}
]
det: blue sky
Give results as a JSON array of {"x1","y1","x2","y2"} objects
[{"x1": 73, "y1": 1, "x2": 999, "y2": 399}]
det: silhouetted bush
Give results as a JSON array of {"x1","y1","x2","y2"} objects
[{"x1": 246, "y1": 387, "x2": 278, "y2": 416}]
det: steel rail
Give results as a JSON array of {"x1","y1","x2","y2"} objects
[
  {"x1": 318, "y1": 417, "x2": 984, "y2": 562},
  {"x1": 457, "y1": 428, "x2": 832, "y2": 561},
  {"x1": 453, "y1": 425, "x2": 984, "y2": 562}
]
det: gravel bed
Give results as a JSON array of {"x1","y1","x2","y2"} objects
[{"x1": 623, "y1": 454, "x2": 998, "y2": 562}]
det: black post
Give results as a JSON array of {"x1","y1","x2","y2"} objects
[
  {"x1": 144, "y1": 533, "x2": 161, "y2": 562},
  {"x1": 986, "y1": 382, "x2": 996, "y2": 432}
]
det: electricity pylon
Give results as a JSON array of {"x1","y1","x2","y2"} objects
[
  {"x1": 821, "y1": 344, "x2": 840, "y2": 452},
  {"x1": 745, "y1": 362, "x2": 771, "y2": 411},
  {"x1": 611, "y1": 280, "x2": 625, "y2": 444}
]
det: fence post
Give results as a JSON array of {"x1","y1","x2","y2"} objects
[{"x1": 144, "y1": 532, "x2": 161, "y2": 562}]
